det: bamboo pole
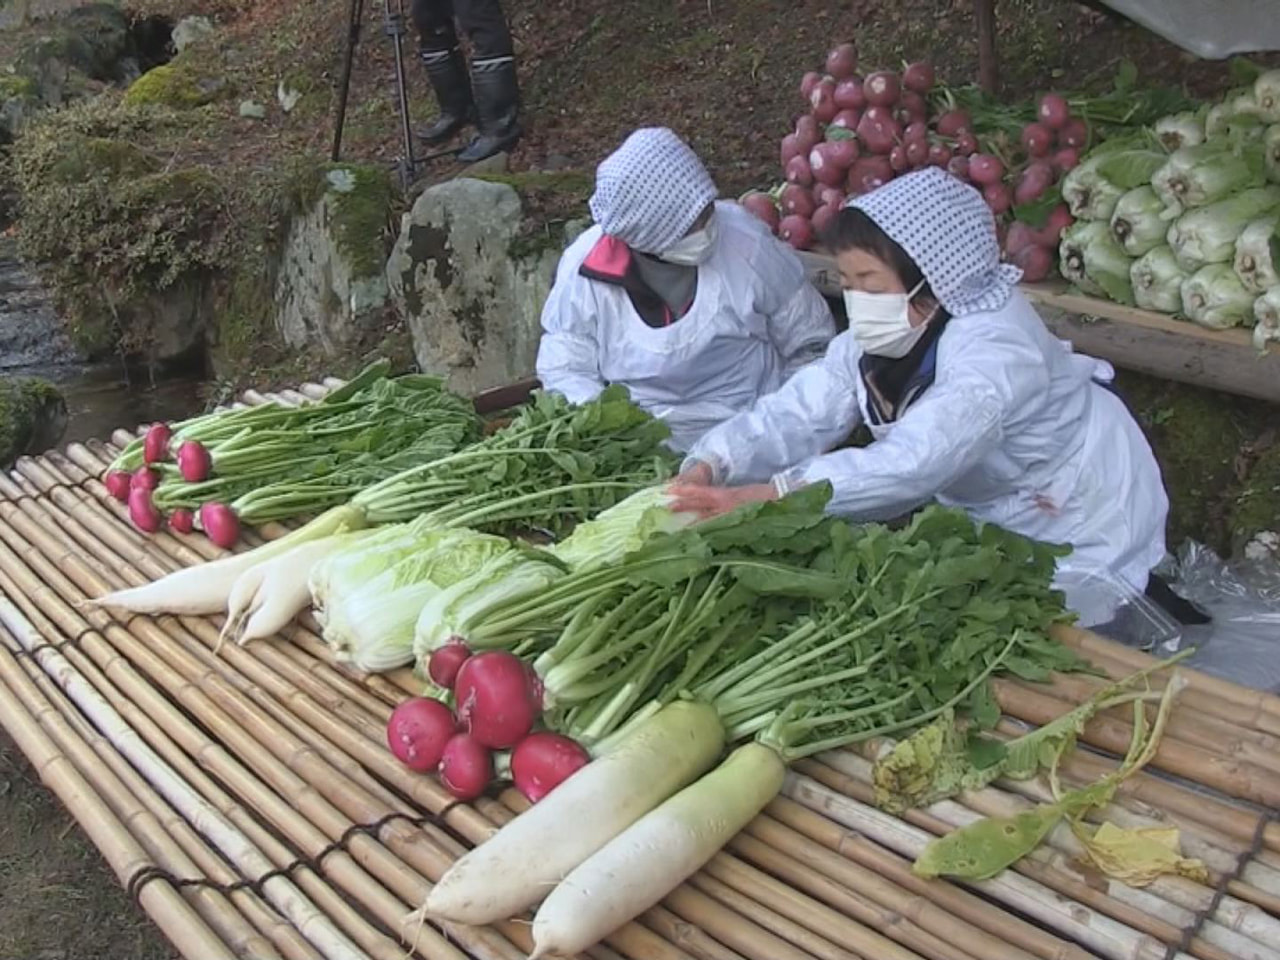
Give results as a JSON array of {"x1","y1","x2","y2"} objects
[
  {"x1": 765, "y1": 796, "x2": 1093, "y2": 960},
  {"x1": 738, "y1": 816, "x2": 1033, "y2": 960},
  {"x1": 0, "y1": 631, "x2": 306, "y2": 960},
  {"x1": 1053, "y1": 626, "x2": 1280, "y2": 738},
  {"x1": 0, "y1": 505, "x2": 698, "y2": 960},
  {"x1": 0, "y1": 545, "x2": 483, "y2": 960},
  {"x1": 991, "y1": 678, "x2": 1280, "y2": 808},
  {"x1": 0, "y1": 595, "x2": 373, "y2": 960},
  {"x1": 784, "y1": 770, "x2": 1192, "y2": 960},
  {"x1": 710, "y1": 843, "x2": 958, "y2": 960},
  {"x1": 639, "y1": 907, "x2": 749, "y2": 960},
  {"x1": 0, "y1": 648, "x2": 239, "y2": 960},
  {"x1": 817, "y1": 752, "x2": 1278, "y2": 960}
]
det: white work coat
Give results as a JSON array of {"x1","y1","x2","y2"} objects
[
  {"x1": 687, "y1": 290, "x2": 1170, "y2": 614},
  {"x1": 536, "y1": 201, "x2": 836, "y2": 452}
]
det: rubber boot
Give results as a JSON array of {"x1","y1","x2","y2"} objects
[
  {"x1": 456, "y1": 57, "x2": 521, "y2": 163},
  {"x1": 418, "y1": 47, "x2": 473, "y2": 144}
]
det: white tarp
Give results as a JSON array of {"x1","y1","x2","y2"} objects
[{"x1": 1102, "y1": 1, "x2": 1280, "y2": 59}]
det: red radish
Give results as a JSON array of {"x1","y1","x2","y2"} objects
[
  {"x1": 795, "y1": 115, "x2": 821, "y2": 150},
  {"x1": 936, "y1": 110, "x2": 971, "y2": 137},
  {"x1": 968, "y1": 153, "x2": 1005, "y2": 186},
  {"x1": 904, "y1": 138, "x2": 930, "y2": 168},
  {"x1": 511, "y1": 732, "x2": 590, "y2": 804},
  {"x1": 897, "y1": 90, "x2": 928, "y2": 124},
  {"x1": 199, "y1": 502, "x2": 240, "y2": 549},
  {"x1": 1020, "y1": 123, "x2": 1052, "y2": 157},
  {"x1": 128, "y1": 488, "x2": 162, "y2": 533},
  {"x1": 780, "y1": 133, "x2": 803, "y2": 167},
  {"x1": 847, "y1": 156, "x2": 894, "y2": 195},
  {"x1": 828, "y1": 138, "x2": 858, "y2": 168},
  {"x1": 855, "y1": 106, "x2": 900, "y2": 155},
  {"x1": 176, "y1": 440, "x2": 211, "y2": 483},
  {"x1": 439, "y1": 733, "x2": 492, "y2": 801},
  {"x1": 810, "y1": 144, "x2": 846, "y2": 186},
  {"x1": 1037, "y1": 93, "x2": 1071, "y2": 130},
  {"x1": 1005, "y1": 221, "x2": 1038, "y2": 257},
  {"x1": 740, "y1": 192, "x2": 780, "y2": 232},
  {"x1": 833, "y1": 76, "x2": 865, "y2": 110},
  {"x1": 1014, "y1": 161, "x2": 1055, "y2": 205},
  {"x1": 1059, "y1": 118, "x2": 1089, "y2": 150},
  {"x1": 168, "y1": 508, "x2": 194, "y2": 534},
  {"x1": 889, "y1": 144, "x2": 910, "y2": 172},
  {"x1": 946, "y1": 156, "x2": 971, "y2": 181},
  {"x1": 800, "y1": 71, "x2": 823, "y2": 101},
  {"x1": 863, "y1": 71, "x2": 901, "y2": 107},
  {"x1": 903, "y1": 121, "x2": 929, "y2": 143},
  {"x1": 983, "y1": 182, "x2": 1013, "y2": 216},
  {"x1": 132, "y1": 466, "x2": 160, "y2": 492},
  {"x1": 785, "y1": 155, "x2": 813, "y2": 187},
  {"x1": 387, "y1": 698, "x2": 456, "y2": 772},
  {"x1": 810, "y1": 79, "x2": 837, "y2": 123},
  {"x1": 1012, "y1": 243, "x2": 1054, "y2": 282},
  {"x1": 902, "y1": 61, "x2": 935, "y2": 94},
  {"x1": 928, "y1": 142, "x2": 953, "y2": 167},
  {"x1": 1033, "y1": 204, "x2": 1074, "y2": 246},
  {"x1": 1052, "y1": 147, "x2": 1080, "y2": 173},
  {"x1": 824, "y1": 43, "x2": 858, "y2": 80},
  {"x1": 813, "y1": 184, "x2": 845, "y2": 208},
  {"x1": 104, "y1": 470, "x2": 132, "y2": 502},
  {"x1": 778, "y1": 215, "x2": 814, "y2": 250},
  {"x1": 811, "y1": 203, "x2": 841, "y2": 238},
  {"x1": 780, "y1": 184, "x2": 816, "y2": 218},
  {"x1": 454, "y1": 651, "x2": 541, "y2": 749},
  {"x1": 956, "y1": 131, "x2": 978, "y2": 156},
  {"x1": 830, "y1": 108, "x2": 861, "y2": 131},
  {"x1": 143, "y1": 423, "x2": 172, "y2": 464},
  {"x1": 428, "y1": 639, "x2": 472, "y2": 689}
]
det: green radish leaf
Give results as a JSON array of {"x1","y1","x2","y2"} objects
[
  {"x1": 825, "y1": 126, "x2": 857, "y2": 142},
  {"x1": 1229, "y1": 56, "x2": 1265, "y2": 86},
  {"x1": 1114, "y1": 60, "x2": 1138, "y2": 94},
  {"x1": 966, "y1": 680, "x2": 1002, "y2": 730},
  {"x1": 1011, "y1": 192, "x2": 1061, "y2": 228},
  {"x1": 914, "y1": 805, "x2": 1065, "y2": 879},
  {"x1": 965, "y1": 732, "x2": 1007, "y2": 771},
  {"x1": 1094, "y1": 150, "x2": 1166, "y2": 189}
]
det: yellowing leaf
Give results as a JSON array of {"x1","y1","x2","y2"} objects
[
  {"x1": 1072, "y1": 821, "x2": 1209, "y2": 887},
  {"x1": 913, "y1": 806, "x2": 1064, "y2": 880}
]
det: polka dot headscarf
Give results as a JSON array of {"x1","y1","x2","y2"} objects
[
  {"x1": 589, "y1": 128, "x2": 718, "y2": 256},
  {"x1": 848, "y1": 167, "x2": 1023, "y2": 316}
]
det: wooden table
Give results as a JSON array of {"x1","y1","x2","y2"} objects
[{"x1": 796, "y1": 249, "x2": 1280, "y2": 404}]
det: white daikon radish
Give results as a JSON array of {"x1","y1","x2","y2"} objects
[
  {"x1": 422, "y1": 700, "x2": 724, "y2": 925},
  {"x1": 528, "y1": 742, "x2": 786, "y2": 959},
  {"x1": 220, "y1": 538, "x2": 343, "y2": 647},
  {"x1": 88, "y1": 504, "x2": 363, "y2": 616}
]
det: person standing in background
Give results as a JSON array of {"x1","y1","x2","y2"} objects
[{"x1": 410, "y1": 0, "x2": 521, "y2": 163}]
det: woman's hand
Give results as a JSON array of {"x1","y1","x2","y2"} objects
[
  {"x1": 675, "y1": 460, "x2": 714, "y2": 486},
  {"x1": 668, "y1": 482, "x2": 778, "y2": 520}
]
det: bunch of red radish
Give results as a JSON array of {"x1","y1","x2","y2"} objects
[
  {"x1": 740, "y1": 43, "x2": 1082, "y2": 281},
  {"x1": 387, "y1": 643, "x2": 590, "y2": 804},
  {"x1": 102, "y1": 423, "x2": 240, "y2": 548}
]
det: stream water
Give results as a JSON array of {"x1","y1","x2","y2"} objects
[{"x1": 0, "y1": 238, "x2": 206, "y2": 446}]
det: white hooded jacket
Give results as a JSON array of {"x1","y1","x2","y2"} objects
[
  {"x1": 685, "y1": 169, "x2": 1169, "y2": 615},
  {"x1": 535, "y1": 128, "x2": 835, "y2": 453}
]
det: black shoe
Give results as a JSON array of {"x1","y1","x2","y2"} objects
[
  {"x1": 456, "y1": 56, "x2": 521, "y2": 163},
  {"x1": 418, "y1": 47, "x2": 473, "y2": 144}
]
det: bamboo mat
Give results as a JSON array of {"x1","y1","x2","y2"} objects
[{"x1": 1, "y1": 381, "x2": 1279, "y2": 960}]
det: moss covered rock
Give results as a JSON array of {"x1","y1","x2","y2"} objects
[
  {"x1": 0, "y1": 378, "x2": 67, "y2": 465},
  {"x1": 124, "y1": 61, "x2": 227, "y2": 109}
]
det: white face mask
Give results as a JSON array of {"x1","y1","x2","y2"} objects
[
  {"x1": 843, "y1": 279, "x2": 928, "y2": 358},
  {"x1": 659, "y1": 213, "x2": 718, "y2": 266}
]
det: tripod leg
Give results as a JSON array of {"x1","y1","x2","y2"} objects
[
  {"x1": 331, "y1": 0, "x2": 365, "y2": 161},
  {"x1": 385, "y1": 0, "x2": 419, "y2": 186}
]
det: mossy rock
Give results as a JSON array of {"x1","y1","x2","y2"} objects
[
  {"x1": 124, "y1": 62, "x2": 226, "y2": 109},
  {"x1": 323, "y1": 164, "x2": 394, "y2": 281},
  {"x1": 48, "y1": 137, "x2": 159, "y2": 184},
  {"x1": 0, "y1": 75, "x2": 40, "y2": 100},
  {"x1": 0, "y1": 378, "x2": 68, "y2": 466},
  {"x1": 13, "y1": 4, "x2": 131, "y2": 86},
  {"x1": 469, "y1": 171, "x2": 592, "y2": 260}
]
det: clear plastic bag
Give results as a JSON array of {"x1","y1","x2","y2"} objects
[
  {"x1": 1154, "y1": 539, "x2": 1280, "y2": 693},
  {"x1": 1056, "y1": 567, "x2": 1183, "y2": 653}
]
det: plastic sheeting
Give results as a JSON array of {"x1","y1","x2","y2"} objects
[{"x1": 1101, "y1": 1, "x2": 1280, "y2": 60}]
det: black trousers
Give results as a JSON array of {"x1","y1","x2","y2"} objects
[{"x1": 410, "y1": 0, "x2": 514, "y2": 61}]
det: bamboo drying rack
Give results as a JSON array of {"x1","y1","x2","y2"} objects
[{"x1": 0, "y1": 377, "x2": 1278, "y2": 960}]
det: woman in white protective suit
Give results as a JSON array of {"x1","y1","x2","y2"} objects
[
  {"x1": 535, "y1": 127, "x2": 836, "y2": 452},
  {"x1": 671, "y1": 167, "x2": 1181, "y2": 622}
]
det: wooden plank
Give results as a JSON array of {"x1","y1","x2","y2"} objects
[{"x1": 796, "y1": 249, "x2": 1280, "y2": 404}]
